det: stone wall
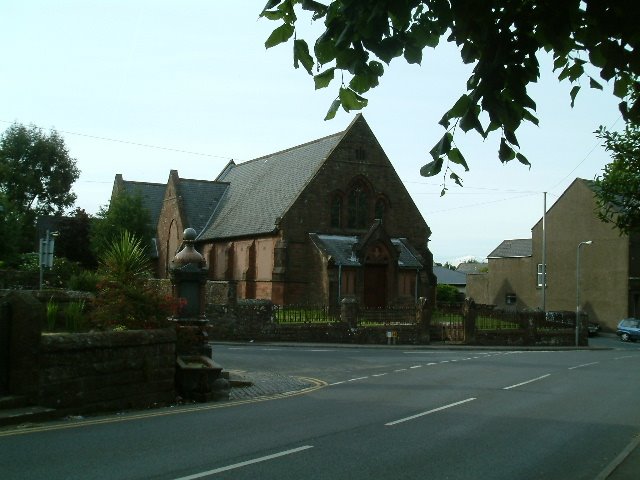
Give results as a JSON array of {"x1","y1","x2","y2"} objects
[{"x1": 39, "y1": 328, "x2": 176, "y2": 412}]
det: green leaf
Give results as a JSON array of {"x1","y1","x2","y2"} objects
[
  {"x1": 314, "y1": 67, "x2": 335, "y2": 90},
  {"x1": 449, "y1": 172, "x2": 463, "y2": 187},
  {"x1": 265, "y1": 23, "x2": 295, "y2": 48},
  {"x1": 429, "y1": 132, "x2": 453, "y2": 161},
  {"x1": 301, "y1": 0, "x2": 328, "y2": 19},
  {"x1": 499, "y1": 138, "x2": 516, "y2": 163},
  {"x1": 569, "y1": 85, "x2": 580, "y2": 107},
  {"x1": 516, "y1": 153, "x2": 531, "y2": 168},
  {"x1": 589, "y1": 77, "x2": 603, "y2": 90},
  {"x1": 459, "y1": 108, "x2": 484, "y2": 136},
  {"x1": 404, "y1": 43, "x2": 422, "y2": 65},
  {"x1": 324, "y1": 99, "x2": 341, "y2": 120},
  {"x1": 338, "y1": 87, "x2": 368, "y2": 112},
  {"x1": 614, "y1": 77, "x2": 629, "y2": 99},
  {"x1": 293, "y1": 39, "x2": 314, "y2": 74},
  {"x1": 504, "y1": 129, "x2": 519, "y2": 148},
  {"x1": 420, "y1": 157, "x2": 444, "y2": 177},
  {"x1": 261, "y1": 0, "x2": 282, "y2": 14},
  {"x1": 261, "y1": 10, "x2": 285, "y2": 21},
  {"x1": 447, "y1": 148, "x2": 469, "y2": 171}
]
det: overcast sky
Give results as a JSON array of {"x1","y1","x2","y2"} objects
[{"x1": 1, "y1": 1, "x2": 623, "y2": 264}]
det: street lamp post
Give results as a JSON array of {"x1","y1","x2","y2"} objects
[{"x1": 575, "y1": 240, "x2": 592, "y2": 346}]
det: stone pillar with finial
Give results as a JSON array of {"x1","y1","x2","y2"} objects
[{"x1": 170, "y1": 228, "x2": 230, "y2": 401}]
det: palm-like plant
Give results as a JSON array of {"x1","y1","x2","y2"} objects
[
  {"x1": 99, "y1": 230, "x2": 150, "y2": 284},
  {"x1": 92, "y1": 231, "x2": 171, "y2": 330}
]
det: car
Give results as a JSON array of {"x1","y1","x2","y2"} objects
[
  {"x1": 616, "y1": 318, "x2": 640, "y2": 342},
  {"x1": 587, "y1": 321, "x2": 601, "y2": 336}
]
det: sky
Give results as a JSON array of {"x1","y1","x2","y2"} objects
[{"x1": 1, "y1": 1, "x2": 624, "y2": 265}]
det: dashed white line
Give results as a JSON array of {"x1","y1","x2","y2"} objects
[
  {"x1": 385, "y1": 398, "x2": 477, "y2": 426},
  {"x1": 568, "y1": 362, "x2": 599, "y2": 370},
  {"x1": 348, "y1": 376, "x2": 369, "y2": 382},
  {"x1": 372, "y1": 373, "x2": 388, "y2": 377},
  {"x1": 503, "y1": 374, "x2": 551, "y2": 390},
  {"x1": 172, "y1": 445, "x2": 314, "y2": 479},
  {"x1": 395, "y1": 368, "x2": 408, "y2": 372},
  {"x1": 410, "y1": 365, "x2": 422, "y2": 369}
]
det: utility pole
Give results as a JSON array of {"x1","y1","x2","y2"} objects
[{"x1": 542, "y1": 192, "x2": 547, "y2": 313}]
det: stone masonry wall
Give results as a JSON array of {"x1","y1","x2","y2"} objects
[{"x1": 39, "y1": 328, "x2": 176, "y2": 412}]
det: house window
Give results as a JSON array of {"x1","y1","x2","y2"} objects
[
  {"x1": 330, "y1": 194, "x2": 342, "y2": 228},
  {"x1": 341, "y1": 269, "x2": 356, "y2": 296},
  {"x1": 375, "y1": 198, "x2": 386, "y2": 221},
  {"x1": 506, "y1": 293, "x2": 517, "y2": 305},
  {"x1": 537, "y1": 264, "x2": 547, "y2": 287},
  {"x1": 355, "y1": 147, "x2": 366, "y2": 160},
  {"x1": 348, "y1": 181, "x2": 369, "y2": 228}
]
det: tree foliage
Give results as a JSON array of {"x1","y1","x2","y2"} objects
[
  {"x1": 56, "y1": 208, "x2": 97, "y2": 269},
  {"x1": 90, "y1": 191, "x2": 154, "y2": 255},
  {"x1": 593, "y1": 122, "x2": 640, "y2": 235},
  {"x1": 0, "y1": 123, "x2": 79, "y2": 217},
  {"x1": 260, "y1": 0, "x2": 640, "y2": 190}
]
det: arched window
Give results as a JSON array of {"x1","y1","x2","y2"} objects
[
  {"x1": 348, "y1": 180, "x2": 369, "y2": 228},
  {"x1": 330, "y1": 194, "x2": 342, "y2": 228}
]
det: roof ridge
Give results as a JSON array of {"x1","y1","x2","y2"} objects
[{"x1": 234, "y1": 130, "x2": 344, "y2": 168}]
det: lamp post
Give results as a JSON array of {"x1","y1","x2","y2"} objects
[{"x1": 575, "y1": 240, "x2": 592, "y2": 346}]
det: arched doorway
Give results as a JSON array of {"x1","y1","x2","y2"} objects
[{"x1": 363, "y1": 242, "x2": 389, "y2": 308}]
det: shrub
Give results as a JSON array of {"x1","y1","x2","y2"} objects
[
  {"x1": 64, "y1": 300, "x2": 86, "y2": 332},
  {"x1": 67, "y1": 270, "x2": 100, "y2": 292},
  {"x1": 46, "y1": 298, "x2": 59, "y2": 331},
  {"x1": 90, "y1": 231, "x2": 171, "y2": 330}
]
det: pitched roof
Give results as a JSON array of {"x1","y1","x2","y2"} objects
[
  {"x1": 433, "y1": 266, "x2": 467, "y2": 286},
  {"x1": 309, "y1": 234, "x2": 423, "y2": 269},
  {"x1": 119, "y1": 180, "x2": 166, "y2": 229},
  {"x1": 176, "y1": 178, "x2": 228, "y2": 234},
  {"x1": 198, "y1": 131, "x2": 344, "y2": 240},
  {"x1": 487, "y1": 239, "x2": 532, "y2": 258}
]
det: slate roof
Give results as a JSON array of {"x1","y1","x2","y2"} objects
[
  {"x1": 309, "y1": 234, "x2": 423, "y2": 269},
  {"x1": 487, "y1": 239, "x2": 532, "y2": 258},
  {"x1": 433, "y1": 265, "x2": 467, "y2": 286},
  {"x1": 198, "y1": 132, "x2": 344, "y2": 240},
  {"x1": 119, "y1": 180, "x2": 166, "y2": 229},
  {"x1": 176, "y1": 178, "x2": 228, "y2": 235}
]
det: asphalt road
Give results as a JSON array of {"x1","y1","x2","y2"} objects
[{"x1": 1, "y1": 336, "x2": 639, "y2": 480}]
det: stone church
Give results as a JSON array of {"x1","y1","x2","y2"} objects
[{"x1": 111, "y1": 115, "x2": 436, "y2": 307}]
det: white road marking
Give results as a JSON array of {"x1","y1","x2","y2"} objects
[
  {"x1": 394, "y1": 368, "x2": 408, "y2": 372},
  {"x1": 613, "y1": 355, "x2": 635, "y2": 360},
  {"x1": 172, "y1": 445, "x2": 314, "y2": 479},
  {"x1": 372, "y1": 373, "x2": 388, "y2": 377},
  {"x1": 568, "y1": 362, "x2": 599, "y2": 370},
  {"x1": 410, "y1": 365, "x2": 422, "y2": 369},
  {"x1": 385, "y1": 398, "x2": 477, "y2": 426},
  {"x1": 329, "y1": 381, "x2": 346, "y2": 386},
  {"x1": 426, "y1": 362, "x2": 437, "y2": 365},
  {"x1": 503, "y1": 374, "x2": 551, "y2": 390},
  {"x1": 305, "y1": 349, "x2": 335, "y2": 352},
  {"x1": 348, "y1": 376, "x2": 369, "y2": 382}
]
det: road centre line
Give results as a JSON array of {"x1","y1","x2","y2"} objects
[
  {"x1": 348, "y1": 377, "x2": 369, "y2": 382},
  {"x1": 410, "y1": 365, "x2": 422, "y2": 369},
  {"x1": 372, "y1": 373, "x2": 388, "y2": 377},
  {"x1": 385, "y1": 398, "x2": 477, "y2": 426},
  {"x1": 613, "y1": 355, "x2": 636, "y2": 360},
  {"x1": 503, "y1": 374, "x2": 551, "y2": 390},
  {"x1": 172, "y1": 445, "x2": 314, "y2": 480},
  {"x1": 395, "y1": 368, "x2": 408, "y2": 372},
  {"x1": 568, "y1": 362, "x2": 600, "y2": 370}
]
